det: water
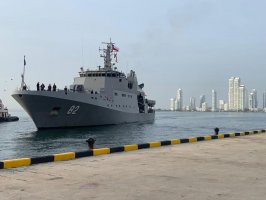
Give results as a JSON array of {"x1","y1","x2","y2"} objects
[{"x1": 0, "y1": 111, "x2": 265, "y2": 160}]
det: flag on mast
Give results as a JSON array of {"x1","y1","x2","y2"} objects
[
  {"x1": 112, "y1": 45, "x2": 119, "y2": 52},
  {"x1": 24, "y1": 55, "x2": 26, "y2": 66}
]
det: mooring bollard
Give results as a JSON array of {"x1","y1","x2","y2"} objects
[
  {"x1": 86, "y1": 138, "x2": 96, "y2": 150},
  {"x1": 214, "y1": 127, "x2": 219, "y2": 135}
]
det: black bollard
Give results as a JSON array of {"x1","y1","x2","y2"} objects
[
  {"x1": 214, "y1": 127, "x2": 219, "y2": 135},
  {"x1": 86, "y1": 138, "x2": 96, "y2": 150}
]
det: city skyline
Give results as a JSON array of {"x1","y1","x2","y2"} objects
[{"x1": 170, "y1": 76, "x2": 265, "y2": 111}]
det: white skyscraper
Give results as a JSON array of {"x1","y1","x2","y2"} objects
[
  {"x1": 224, "y1": 103, "x2": 229, "y2": 111},
  {"x1": 170, "y1": 98, "x2": 175, "y2": 111},
  {"x1": 199, "y1": 95, "x2": 205, "y2": 109},
  {"x1": 175, "y1": 88, "x2": 183, "y2": 111},
  {"x1": 211, "y1": 89, "x2": 217, "y2": 112},
  {"x1": 228, "y1": 77, "x2": 246, "y2": 111},
  {"x1": 263, "y1": 92, "x2": 266, "y2": 110},
  {"x1": 239, "y1": 85, "x2": 246, "y2": 111},
  {"x1": 219, "y1": 100, "x2": 225, "y2": 111},
  {"x1": 201, "y1": 102, "x2": 208, "y2": 112},
  {"x1": 249, "y1": 89, "x2": 258, "y2": 111},
  {"x1": 233, "y1": 77, "x2": 240, "y2": 110},
  {"x1": 228, "y1": 77, "x2": 235, "y2": 110},
  {"x1": 189, "y1": 97, "x2": 196, "y2": 111}
]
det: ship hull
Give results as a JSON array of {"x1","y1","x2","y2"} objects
[
  {"x1": 12, "y1": 91, "x2": 155, "y2": 129},
  {"x1": 0, "y1": 116, "x2": 19, "y2": 122}
]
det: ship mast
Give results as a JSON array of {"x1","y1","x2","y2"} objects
[
  {"x1": 21, "y1": 55, "x2": 27, "y2": 90},
  {"x1": 99, "y1": 39, "x2": 119, "y2": 71}
]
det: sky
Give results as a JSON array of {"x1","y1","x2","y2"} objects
[{"x1": 0, "y1": 0, "x2": 266, "y2": 110}]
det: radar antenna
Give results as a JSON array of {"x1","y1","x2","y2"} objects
[{"x1": 99, "y1": 38, "x2": 119, "y2": 70}]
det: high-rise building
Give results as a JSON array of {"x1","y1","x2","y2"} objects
[
  {"x1": 228, "y1": 77, "x2": 235, "y2": 110},
  {"x1": 233, "y1": 77, "x2": 240, "y2": 110},
  {"x1": 199, "y1": 95, "x2": 205, "y2": 108},
  {"x1": 219, "y1": 100, "x2": 225, "y2": 111},
  {"x1": 224, "y1": 103, "x2": 229, "y2": 111},
  {"x1": 228, "y1": 77, "x2": 246, "y2": 111},
  {"x1": 189, "y1": 97, "x2": 196, "y2": 111},
  {"x1": 211, "y1": 89, "x2": 217, "y2": 112},
  {"x1": 249, "y1": 89, "x2": 258, "y2": 111},
  {"x1": 239, "y1": 85, "x2": 246, "y2": 111},
  {"x1": 170, "y1": 98, "x2": 175, "y2": 111},
  {"x1": 175, "y1": 88, "x2": 183, "y2": 111},
  {"x1": 201, "y1": 102, "x2": 208, "y2": 112},
  {"x1": 263, "y1": 92, "x2": 266, "y2": 109}
]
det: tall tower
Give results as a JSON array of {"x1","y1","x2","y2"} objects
[
  {"x1": 175, "y1": 89, "x2": 183, "y2": 111},
  {"x1": 170, "y1": 98, "x2": 175, "y2": 111},
  {"x1": 228, "y1": 77, "x2": 242, "y2": 111},
  {"x1": 239, "y1": 85, "x2": 246, "y2": 111},
  {"x1": 263, "y1": 92, "x2": 266, "y2": 110},
  {"x1": 189, "y1": 97, "x2": 196, "y2": 111},
  {"x1": 233, "y1": 77, "x2": 240, "y2": 111},
  {"x1": 228, "y1": 77, "x2": 235, "y2": 110},
  {"x1": 253, "y1": 89, "x2": 258, "y2": 109},
  {"x1": 249, "y1": 89, "x2": 258, "y2": 111},
  {"x1": 199, "y1": 95, "x2": 205, "y2": 109},
  {"x1": 219, "y1": 100, "x2": 225, "y2": 111},
  {"x1": 211, "y1": 89, "x2": 217, "y2": 112}
]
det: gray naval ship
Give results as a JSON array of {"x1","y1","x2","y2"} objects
[{"x1": 12, "y1": 40, "x2": 156, "y2": 129}]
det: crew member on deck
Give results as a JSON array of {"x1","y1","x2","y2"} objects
[
  {"x1": 48, "y1": 84, "x2": 52, "y2": 91},
  {"x1": 53, "y1": 83, "x2": 57, "y2": 91},
  {"x1": 41, "y1": 83, "x2": 45, "y2": 91},
  {"x1": 64, "y1": 86, "x2": 67, "y2": 95},
  {"x1": 36, "y1": 82, "x2": 40, "y2": 91}
]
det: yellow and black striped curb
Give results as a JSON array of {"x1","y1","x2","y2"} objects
[{"x1": 1, "y1": 129, "x2": 265, "y2": 170}]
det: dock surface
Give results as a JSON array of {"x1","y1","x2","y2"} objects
[{"x1": 1, "y1": 134, "x2": 266, "y2": 200}]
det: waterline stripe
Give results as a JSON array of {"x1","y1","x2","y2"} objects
[
  {"x1": 54, "y1": 152, "x2": 75, "y2": 161},
  {"x1": 110, "y1": 146, "x2": 125, "y2": 153},
  {"x1": 160, "y1": 140, "x2": 171, "y2": 146},
  {"x1": 149, "y1": 141, "x2": 161, "y2": 148},
  {"x1": 138, "y1": 143, "x2": 150, "y2": 149},
  {"x1": 180, "y1": 138, "x2": 189, "y2": 143},
  {"x1": 0, "y1": 129, "x2": 265, "y2": 170},
  {"x1": 3, "y1": 158, "x2": 31, "y2": 169},
  {"x1": 124, "y1": 144, "x2": 138, "y2": 151},
  {"x1": 31, "y1": 155, "x2": 54, "y2": 164},
  {"x1": 235, "y1": 133, "x2": 241, "y2": 136},
  {"x1": 0, "y1": 162, "x2": 3, "y2": 169},
  {"x1": 93, "y1": 148, "x2": 110, "y2": 156},
  {"x1": 75, "y1": 150, "x2": 93, "y2": 158},
  {"x1": 196, "y1": 136, "x2": 205, "y2": 141},
  {"x1": 171, "y1": 139, "x2": 181, "y2": 145}
]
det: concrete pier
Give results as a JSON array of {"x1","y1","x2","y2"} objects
[{"x1": 1, "y1": 134, "x2": 266, "y2": 200}]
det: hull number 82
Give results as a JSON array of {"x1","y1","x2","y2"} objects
[{"x1": 67, "y1": 105, "x2": 80, "y2": 115}]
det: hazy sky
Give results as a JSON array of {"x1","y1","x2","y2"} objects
[{"x1": 0, "y1": 0, "x2": 266, "y2": 110}]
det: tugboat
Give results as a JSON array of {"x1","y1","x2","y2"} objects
[
  {"x1": 0, "y1": 99, "x2": 19, "y2": 122},
  {"x1": 12, "y1": 40, "x2": 156, "y2": 129}
]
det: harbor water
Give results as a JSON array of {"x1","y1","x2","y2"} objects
[{"x1": 0, "y1": 111, "x2": 265, "y2": 160}]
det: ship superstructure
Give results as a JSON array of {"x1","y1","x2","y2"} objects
[{"x1": 12, "y1": 40, "x2": 155, "y2": 129}]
